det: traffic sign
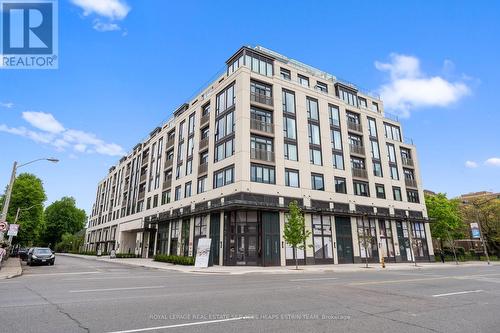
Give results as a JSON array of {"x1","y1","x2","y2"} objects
[
  {"x1": 0, "y1": 221, "x2": 9, "y2": 232},
  {"x1": 7, "y1": 224, "x2": 19, "y2": 236}
]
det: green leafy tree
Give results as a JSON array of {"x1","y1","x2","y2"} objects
[
  {"x1": 283, "y1": 201, "x2": 311, "y2": 270},
  {"x1": 55, "y1": 231, "x2": 85, "y2": 253},
  {"x1": 461, "y1": 197, "x2": 500, "y2": 256},
  {"x1": 41, "y1": 197, "x2": 86, "y2": 248},
  {"x1": 0, "y1": 173, "x2": 46, "y2": 246},
  {"x1": 426, "y1": 193, "x2": 465, "y2": 251}
]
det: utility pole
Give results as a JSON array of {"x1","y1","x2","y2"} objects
[{"x1": 0, "y1": 161, "x2": 17, "y2": 242}]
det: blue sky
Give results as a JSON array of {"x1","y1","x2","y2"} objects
[{"x1": 1, "y1": 0, "x2": 499, "y2": 214}]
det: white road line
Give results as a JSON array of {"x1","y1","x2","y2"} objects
[
  {"x1": 69, "y1": 285, "x2": 165, "y2": 293},
  {"x1": 23, "y1": 271, "x2": 101, "y2": 277},
  {"x1": 104, "y1": 316, "x2": 253, "y2": 333},
  {"x1": 289, "y1": 277, "x2": 338, "y2": 282},
  {"x1": 432, "y1": 290, "x2": 484, "y2": 298}
]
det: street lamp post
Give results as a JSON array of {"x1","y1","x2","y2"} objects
[
  {"x1": 0, "y1": 158, "x2": 59, "y2": 241},
  {"x1": 8, "y1": 204, "x2": 44, "y2": 245}
]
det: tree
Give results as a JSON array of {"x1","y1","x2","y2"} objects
[
  {"x1": 0, "y1": 173, "x2": 46, "y2": 246},
  {"x1": 425, "y1": 193, "x2": 465, "y2": 252},
  {"x1": 55, "y1": 231, "x2": 85, "y2": 253},
  {"x1": 283, "y1": 201, "x2": 311, "y2": 270},
  {"x1": 41, "y1": 197, "x2": 86, "y2": 247},
  {"x1": 461, "y1": 197, "x2": 500, "y2": 256},
  {"x1": 358, "y1": 223, "x2": 376, "y2": 268}
]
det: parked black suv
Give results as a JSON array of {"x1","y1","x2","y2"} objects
[{"x1": 27, "y1": 248, "x2": 55, "y2": 266}]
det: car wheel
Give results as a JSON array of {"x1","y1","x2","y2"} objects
[{"x1": 50, "y1": 261, "x2": 55, "y2": 266}]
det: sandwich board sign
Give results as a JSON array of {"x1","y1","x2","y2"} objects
[{"x1": 194, "y1": 238, "x2": 212, "y2": 268}]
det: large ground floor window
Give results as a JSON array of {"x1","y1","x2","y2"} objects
[
  {"x1": 312, "y1": 215, "x2": 334, "y2": 263},
  {"x1": 378, "y1": 219, "x2": 395, "y2": 261},
  {"x1": 357, "y1": 217, "x2": 379, "y2": 262}
]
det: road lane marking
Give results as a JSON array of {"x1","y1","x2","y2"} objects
[
  {"x1": 69, "y1": 285, "x2": 165, "y2": 293},
  {"x1": 104, "y1": 316, "x2": 253, "y2": 333},
  {"x1": 22, "y1": 271, "x2": 101, "y2": 277},
  {"x1": 432, "y1": 290, "x2": 484, "y2": 297},
  {"x1": 289, "y1": 277, "x2": 338, "y2": 282},
  {"x1": 350, "y1": 276, "x2": 450, "y2": 285}
]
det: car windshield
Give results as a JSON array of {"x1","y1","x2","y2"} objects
[{"x1": 34, "y1": 248, "x2": 52, "y2": 255}]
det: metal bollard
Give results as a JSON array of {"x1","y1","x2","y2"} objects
[{"x1": 381, "y1": 257, "x2": 386, "y2": 268}]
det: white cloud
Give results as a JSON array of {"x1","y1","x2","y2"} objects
[
  {"x1": 1, "y1": 102, "x2": 14, "y2": 108},
  {"x1": 485, "y1": 157, "x2": 500, "y2": 167},
  {"x1": 375, "y1": 53, "x2": 470, "y2": 117},
  {"x1": 22, "y1": 111, "x2": 65, "y2": 133},
  {"x1": 0, "y1": 112, "x2": 125, "y2": 157},
  {"x1": 93, "y1": 20, "x2": 121, "y2": 32},
  {"x1": 71, "y1": 0, "x2": 130, "y2": 20},
  {"x1": 465, "y1": 160, "x2": 479, "y2": 169},
  {"x1": 71, "y1": 0, "x2": 130, "y2": 32}
]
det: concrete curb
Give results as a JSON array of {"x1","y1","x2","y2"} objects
[{"x1": 0, "y1": 258, "x2": 23, "y2": 279}]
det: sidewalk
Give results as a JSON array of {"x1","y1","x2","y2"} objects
[
  {"x1": 0, "y1": 257, "x2": 23, "y2": 279},
  {"x1": 58, "y1": 253, "x2": 499, "y2": 275}
]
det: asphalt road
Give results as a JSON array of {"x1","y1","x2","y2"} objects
[{"x1": 1, "y1": 255, "x2": 500, "y2": 333}]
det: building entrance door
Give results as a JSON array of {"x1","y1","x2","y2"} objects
[
  {"x1": 396, "y1": 221, "x2": 412, "y2": 262},
  {"x1": 209, "y1": 213, "x2": 220, "y2": 265},
  {"x1": 335, "y1": 216, "x2": 354, "y2": 264},
  {"x1": 224, "y1": 211, "x2": 261, "y2": 266},
  {"x1": 262, "y1": 212, "x2": 280, "y2": 266}
]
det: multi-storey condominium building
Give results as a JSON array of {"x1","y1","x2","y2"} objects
[{"x1": 85, "y1": 46, "x2": 434, "y2": 266}]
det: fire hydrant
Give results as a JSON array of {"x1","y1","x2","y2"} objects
[{"x1": 381, "y1": 257, "x2": 386, "y2": 268}]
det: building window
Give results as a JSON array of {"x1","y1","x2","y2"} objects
[
  {"x1": 375, "y1": 184, "x2": 386, "y2": 199},
  {"x1": 186, "y1": 137, "x2": 194, "y2": 158},
  {"x1": 411, "y1": 222, "x2": 428, "y2": 258},
  {"x1": 161, "y1": 190, "x2": 170, "y2": 205},
  {"x1": 331, "y1": 129, "x2": 342, "y2": 150},
  {"x1": 387, "y1": 143, "x2": 397, "y2": 163},
  {"x1": 146, "y1": 197, "x2": 151, "y2": 210},
  {"x1": 285, "y1": 169, "x2": 299, "y2": 188},
  {"x1": 250, "y1": 80, "x2": 272, "y2": 105},
  {"x1": 308, "y1": 123, "x2": 321, "y2": 145},
  {"x1": 306, "y1": 97, "x2": 319, "y2": 121},
  {"x1": 282, "y1": 89, "x2": 296, "y2": 114},
  {"x1": 390, "y1": 165, "x2": 399, "y2": 180},
  {"x1": 197, "y1": 176, "x2": 207, "y2": 194},
  {"x1": 193, "y1": 216, "x2": 208, "y2": 254},
  {"x1": 250, "y1": 163, "x2": 276, "y2": 184},
  {"x1": 357, "y1": 218, "x2": 378, "y2": 259},
  {"x1": 280, "y1": 67, "x2": 291, "y2": 80},
  {"x1": 178, "y1": 120, "x2": 185, "y2": 140},
  {"x1": 202, "y1": 103, "x2": 210, "y2": 116},
  {"x1": 214, "y1": 165, "x2": 234, "y2": 188},
  {"x1": 338, "y1": 87, "x2": 358, "y2": 107},
  {"x1": 245, "y1": 51, "x2": 273, "y2": 76},
  {"x1": 346, "y1": 111, "x2": 361, "y2": 126},
  {"x1": 332, "y1": 152, "x2": 344, "y2": 170},
  {"x1": 298, "y1": 74, "x2": 309, "y2": 87},
  {"x1": 284, "y1": 142, "x2": 298, "y2": 161},
  {"x1": 174, "y1": 186, "x2": 181, "y2": 201},
  {"x1": 368, "y1": 117, "x2": 377, "y2": 137},
  {"x1": 315, "y1": 81, "x2": 328, "y2": 93},
  {"x1": 371, "y1": 140, "x2": 380, "y2": 159},
  {"x1": 393, "y1": 187, "x2": 402, "y2": 201},
  {"x1": 358, "y1": 96, "x2": 367, "y2": 108},
  {"x1": 251, "y1": 106, "x2": 272, "y2": 125},
  {"x1": 407, "y1": 190, "x2": 420, "y2": 203},
  {"x1": 384, "y1": 123, "x2": 402, "y2": 142},
  {"x1": 188, "y1": 113, "x2": 196, "y2": 135},
  {"x1": 214, "y1": 138, "x2": 234, "y2": 162},
  {"x1": 335, "y1": 177, "x2": 347, "y2": 194},
  {"x1": 353, "y1": 181, "x2": 369, "y2": 197},
  {"x1": 200, "y1": 151, "x2": 209, "y2": 164},
  {"x1": 283, "y1": 116, "x2": 297, "y2": 140},
  {"x1": 153, "y1": 194, "x2": 158, "y2": 208},
  {"x1": 215, "y1": 111, "x2": 234, "y2": 141},
  {"x1": 372, "y1": 161, "x2": 382, "y2": 177},
  {"x1": 184, "y1": 182, "x2": 192, "y2": 198},
  {"x1": 372, "y1": 102, "x2": 379, "y2": 112},
  {"x1": 329, "y1": 104, "x2": 340, "y2": 127},
  {"x1": 311, "y1": 173, "x2": 325, "y2": 191},
  {"x1": 312, "y1": 215, "x2": 333, "y2": 260},
  {"x1": 216, "y1": 83, "x2": 235, "y2": 115},
  {"x1": 310, "y1": 148, "x2": 322, "y2": 165},
  {"x1": 251, "y1": 135, "x2": 274, "y2": 159},
  {"x1": 201, "y1": 126, "x2": 209, "y2": 140}
]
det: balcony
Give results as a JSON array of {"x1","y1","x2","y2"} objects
[
  {"x1": 402, "y1": 157, "x2": 414, "y2": 167},
  {"x1": 347, "y1": 121, "x2": 362, "y2": 132},
  {"x1": 200, "y1": 113, "x2": 210, "y2": 126},
  {"x1": 251, "y1": 148, "x2": 275, "y2": 162},
  {"x1": 352, "y1": 167, "x2": 368, "y2": 179},
  {"x1": 250, "y1": 119, "x2": 274, "y2": 134},
  {"x1": 121, "y1": 198, "x2": 127, "y2": 206},
  {"x1": 164, "y1": 158, "x2": 173, "y2": 169},
  {"x1": 349, "y1": 144, "x2": 365, "y2": 156},
  {"x1": 162, "y1": 177, "x2": 172, "y2": 190},
  {"x1": 198, "y1": 162, "x2": 208, "y2": 174},
  {"x1": 141, "y1": 156, "x2": 149, "y2": 166},
  {"x1": 199, "y1": 137, "x2": 209, "y2": 150},
  {"x1": 405, "y1": 178, "x2": 418, "y2": 188},
  {"x1": 250, "y1": 92, "x2": 273, "y2": 106},
  {"x1": 166, "y1": 138, "x2": 175, "y2": 149},
  {"x1": 139, "y1": 173, "x2": 147, "y2": 183}
]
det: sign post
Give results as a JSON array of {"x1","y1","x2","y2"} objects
[
  {"x1": 194, "y1": 238, "x2": 212, "y2": 268},
  {"x1": 471, "y1": 222, "x2": 480, "y2": 239}
]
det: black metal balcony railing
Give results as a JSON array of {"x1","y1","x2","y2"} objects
[
  {"x1": 141, "y1": 156, "x2": 149, "y2": 166},
  {"x1": 200, "y1": 113, "x2": 210, "y2": 126},
  {"x1": 405, "y1": 178, "x2": 418, "y2": 188},
  {"x1": 352, "y1": 167, "x2": 368, "y2": 179},
  {"x1": 162, "y1": 177, "x2": 172, "y2": 190},
  {"x1": 402, "y1": 157, "x2": 414, "y2": 167},
  {"x1": 198, "y1": 162, "x2": 208, "y2": 174},
  {"x1": 349, "y1": 144, "x2": 365, "y2": 155},
  {"x1": 250, "y1": 92, "x2": 273, "y2": 106},
  {"x1": 250, "y1": 148, "x2": 275, "y2": 162},
  {"x1": 250, "y1": 119, "x2": 274, "y2": 134},
  {"x1": 199, "y1": 137, "x2": 209, "y2": 150},
  {"x1": 139, "y1": 173, "x2": 147, "y2": 183},
  {"x1": 138, "y1": 190, "x2": 145, "y2": 200},
  {"x1": 164, "y1": 158, "x2": 173, "y2": 169},
  {"x1": 166, "y1": 138, "x2": 175, "y2": 149},
  {"x1": 347, "y1": 121, "x2": 362, "y2": 132}
]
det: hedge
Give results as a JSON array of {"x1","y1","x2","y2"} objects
[
  {"x1": 115, "y1": 253, "x2": 140, "y2": 258},
  {"x1": 154, "y1": 254, "x2": 195, "y2": 265}
]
